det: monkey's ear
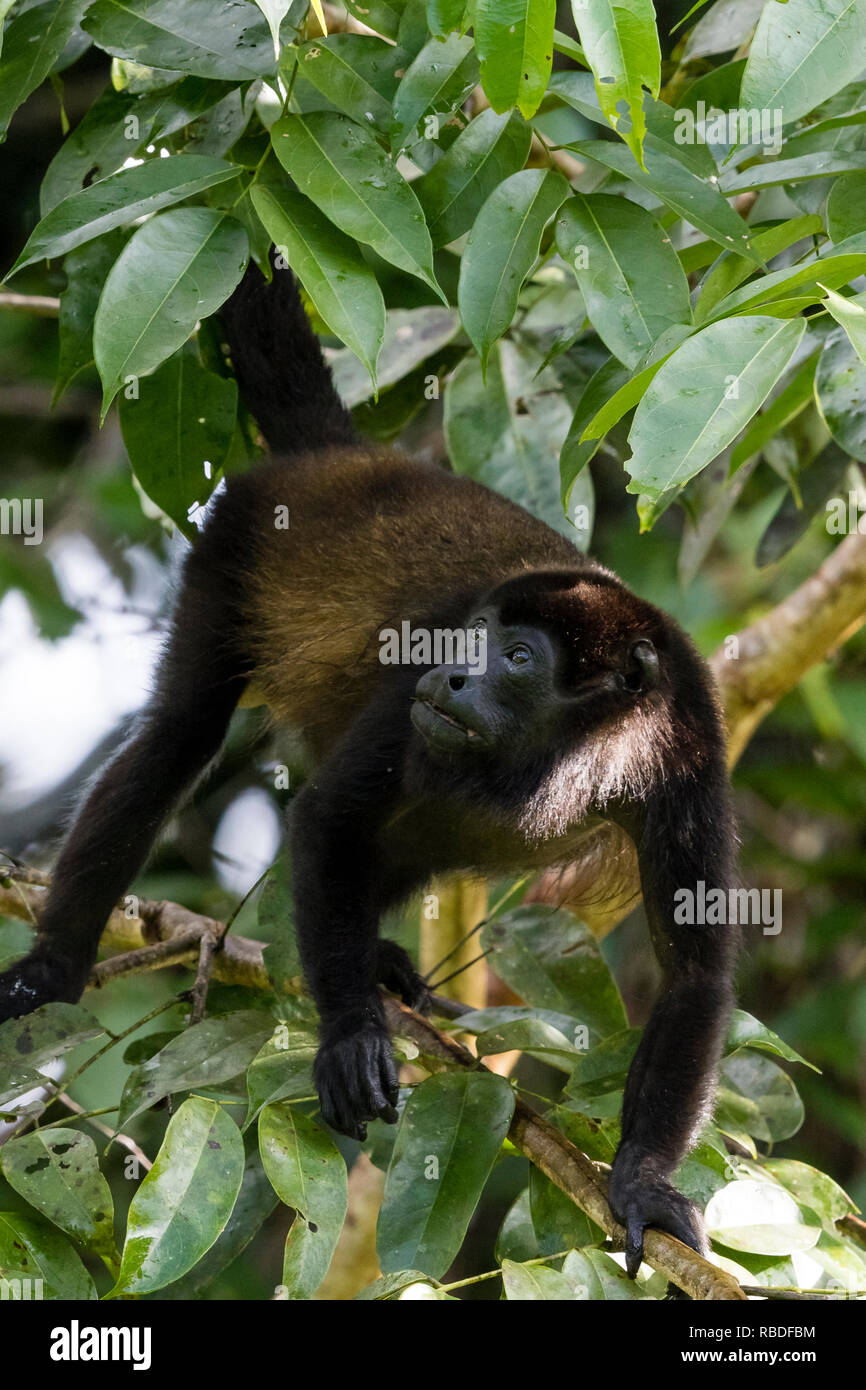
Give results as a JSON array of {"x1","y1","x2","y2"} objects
[{"x1": 621, "y1": 638, "x2": 660, "y2": 694}]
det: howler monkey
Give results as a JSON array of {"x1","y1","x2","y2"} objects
[{"x1": 0, "y1": 257, "x2": 738, "y2": 1275}]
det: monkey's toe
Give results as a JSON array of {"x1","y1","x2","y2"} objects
[
  {"x1": 314, "y1": 1012, "x2": 400, "y2": 1140},
  {"x1": 375, "y1": 939, "x2": 432, "y2": 1014},
  {"x1": 609, "y1": 1150, "x2": 707, "y2": 1278}
]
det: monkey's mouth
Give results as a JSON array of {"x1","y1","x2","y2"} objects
[{"x1": 410, "y1": 698, "x2": 482, "y2": 745}]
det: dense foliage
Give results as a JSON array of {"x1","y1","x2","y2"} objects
[{"x1": 0, "y1": 0, "x2": 865, "y2": 1301}]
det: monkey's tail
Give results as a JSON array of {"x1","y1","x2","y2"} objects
[{"x1": 220, "y1": 250, "x2": 357, "y2": 457}]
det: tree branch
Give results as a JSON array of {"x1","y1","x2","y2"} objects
[{"x1": 0, "y1": 292, "x2": 60, "y2": 317}]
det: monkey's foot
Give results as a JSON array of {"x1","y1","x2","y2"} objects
[
  {"x1": 609, "y1": 1148, "x2": 708, "y2": 1278},
  {"x1": 375, "y1": 939, "x2": 432, "y2": 1014},
  {"x1": 314, "y1": 1002, "x2": 400, "y2": 1141},
  {"x1": 0, "y1": 947, "x2": 86, "y2": 1024}
]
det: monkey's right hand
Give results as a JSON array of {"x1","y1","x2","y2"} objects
[
  {"x1": 0, "y1": 945, "x2": 88, "y2": 1024},
  {"x1": 314, "y1": 1001, "x2": 400, "y2": 1141}
]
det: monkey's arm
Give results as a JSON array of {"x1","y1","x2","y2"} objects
[
  {"x1": 608, "y1": 765, "x2": 738, "y2": 1276},
  {"x1": 0, "y1": 540, "x2": 246, "y2": 1023},
  {"x1": 290, "y1": 682, "x2": 427, "y2": 1140}
]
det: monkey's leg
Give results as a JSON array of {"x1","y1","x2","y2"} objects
[
  {"x1": 289, "y1": 682, "x2": 422, "y2": 1140},
  {"x1": 0, "y1": 543, "x2": 247, "y2": 1022},
  {"x1": 608, "y1": 771, "x2": 738, "y2": 1276}
]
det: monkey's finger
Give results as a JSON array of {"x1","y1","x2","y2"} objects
[{"x1": 624, "y1": 1215, "x2": 646, "y2": 1279}]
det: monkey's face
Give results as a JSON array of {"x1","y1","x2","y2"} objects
[{"x1": 410, "y1": 605, "x2": 661, "y2": 763}]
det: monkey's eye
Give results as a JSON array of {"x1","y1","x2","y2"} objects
[{"x1": 507, "y1": 645, "x2": 531, "y2": 665}]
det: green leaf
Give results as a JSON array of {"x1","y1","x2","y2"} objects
[
  {"x1": 716, "y1": 1053, "x2": 805, "y2": 1145},
  {"x1": 828, "y1": 170, "x2": 866, "y2": 243},
  {"x1": 294, "y1": 34, "x2": 402, "y2": 134},
  {"x1": 474, "y1": 0, "x2": 555, "y2": 120},
  {"x1": 391, "y1": 31, "x2": 478, "y2": 157},
  {"x1": 563, "y1": 1247, "x2": 651, "y2": 1298},
  {"x1": 245, "y1": 1028, "x2": 318, "y2": 1126},
  {"x1": 1, "y1": 1129, "x2": 116, "y2": 1259},
  {"x1": 414, "y1": 108, "x2": 532, "y2": 248},
  {"x1": 377, "y1": 1071, "x2": 515, "y2": 1278},
  {"x1": 329, "y1": 304, "x2": 460, "y2": 406},
  {"x1": 496, "y1": 1188, "x2": 539, "y2": 1263},
  {"x1": 0, "y1": 1212, "x2": 96, "y2": 1300},
  {"x1": 258, "y1": 1103, "x2": 348, "y2": 1299},
  {"x1": 561, "y1": 357, "x2": 631, "y2": 499},
  {"x1": 706, "y1": 1178, "x2": 821, "y2": 1256},
  {"x1": 83, "y1": 0, "x2": 278, "y2": 80},
  {"x1": 118, "y1": 1012, "x2": 275, "y2": 1126},
  {"x1": 579, "y1": 328, "x2": 691, "y2": 443},
  {"x1": 820, "y1": 286, "x2": 866, "y2": 367},
  {"x1": 764, "y1": 1159, "x2": 854, "y2": 1227},
  {"x1": 0, "y1": 0, "x2": 91, "y2": 141},
  {"x1": 443, "y1": 342, "x2": 582, "y2": 539},
  {"x1": 93, "y1": 206, "x2": 249, "y2": 415},
  {"x1": 481, "y1": 905, "x2": 627, "y2": 1038},
  {"x1": 165, "y1": 1146, "x2": 278, "y2": 1297},
  {"x1": 728, "y1": 352, "x2": 818, "y2": 474},
  {"x1": 270, "y1": 111, "x2": 442, "y2": 298},
  {"x1": 566, "y1": 137, "x2": 761, "y2": 265},
  {"x1": 119, "y1": 344, "x2": 237, "y2": 533},
  {"x1": 39, "y1": 79, "x2": 236, "y2": 213},
  {"x1": 54, "y1": 232, "x2": 126, "y2": 403},
  {"x1": 476, "y1": 1017, "x2": 582, "y2": 1070},
  {"x1": 257, "y1": 854, "x2": 302, "y2": 991},
  {"x1": 722, "y1": 150, "x2": 866, "y2": 196},
  {"x1": 12, "y1": 154, "x2": 239, "y2": 274},
  {"x1": 565, "y1": 1028, "x2": 641, "y2": 1109},
  {"x1": 815, "y1": 325, "x2": 866, "y2": 461},
  {"x1": 756, "y1": 439, "x2": 849, "y2": 567},
  {"x1": 458, "y1": 167, "x2": 569, "y2": 371},
  {"x1": 725, "y1": 1010, "x2": 820, "y2": 1072},
  {"x1": 111, "y1": 1097, "x2": 244, "y2": 1296},
  {"x1": 555, "y1": 193, "x2": 690, "y2": 369},
  {"x1": 345, "y1": 0, "x2": 404, "y2": 40},
  {"x1": 693, "y1": 215, "x2": 823, "y2": 326},
  {"x1": 529, "y1": 1166, "x2": 601, "y2": 1250},
  {"x1": 626, "y1": 316, "x2": 805, "y2": 520},
  {"x1": 458, "y1": 1003, "x2": 583, "y2": 1036},
  {"x1": 0, "y1": 1003, "x2": 103, "y2": 1109},
  {"x1": 501, "y1": 1257, "x2": 577, "y2": 1299},
  {"x1": 570, "y1": 0, "x2": 661, "y2": 166},
  {"x1": 251, "y1": 184, "x2": 385, "y2": 389},
  {"x1": 741, "y1": 0, "x2": 866, "y2": 127},
  {"x1": 427, "y1": 0, "x2": 466, "y2": 36}
]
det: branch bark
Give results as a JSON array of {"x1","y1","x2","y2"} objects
[{"x1": 0, "y1": 871, "x2": 744, "y2": 1299}]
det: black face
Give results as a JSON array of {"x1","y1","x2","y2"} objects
[{"x1": 410, "y1": 609, "x2": 660, "y2": 760}]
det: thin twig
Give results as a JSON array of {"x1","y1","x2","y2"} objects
[
  {"x1": 55, "y1": 1092, "x2": 152, "y2": 1171},
  {"x1": 0, "y1": 292, "x2": 60, "y2": 317},
  {"x1": 91, "y1": 927, "x2": 203, "y2": 984},
  {"x1": 189, "y1": 930, "x2": 219, "y2": 1024},
  {"x1": 428, "y1": 947, "x2": 492, "y2": 991}
]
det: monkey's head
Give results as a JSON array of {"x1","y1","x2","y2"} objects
[{"x1": 410, "y1": 569, "x2": 668, "y2": 763}]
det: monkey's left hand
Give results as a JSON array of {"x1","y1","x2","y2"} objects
[
  {"x1": 608, "y1": 1145, "x2": 708, "y2": 1278},
  {"x1": 314, "y1": 1001, "x2": 400, "y2": 1141}
]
